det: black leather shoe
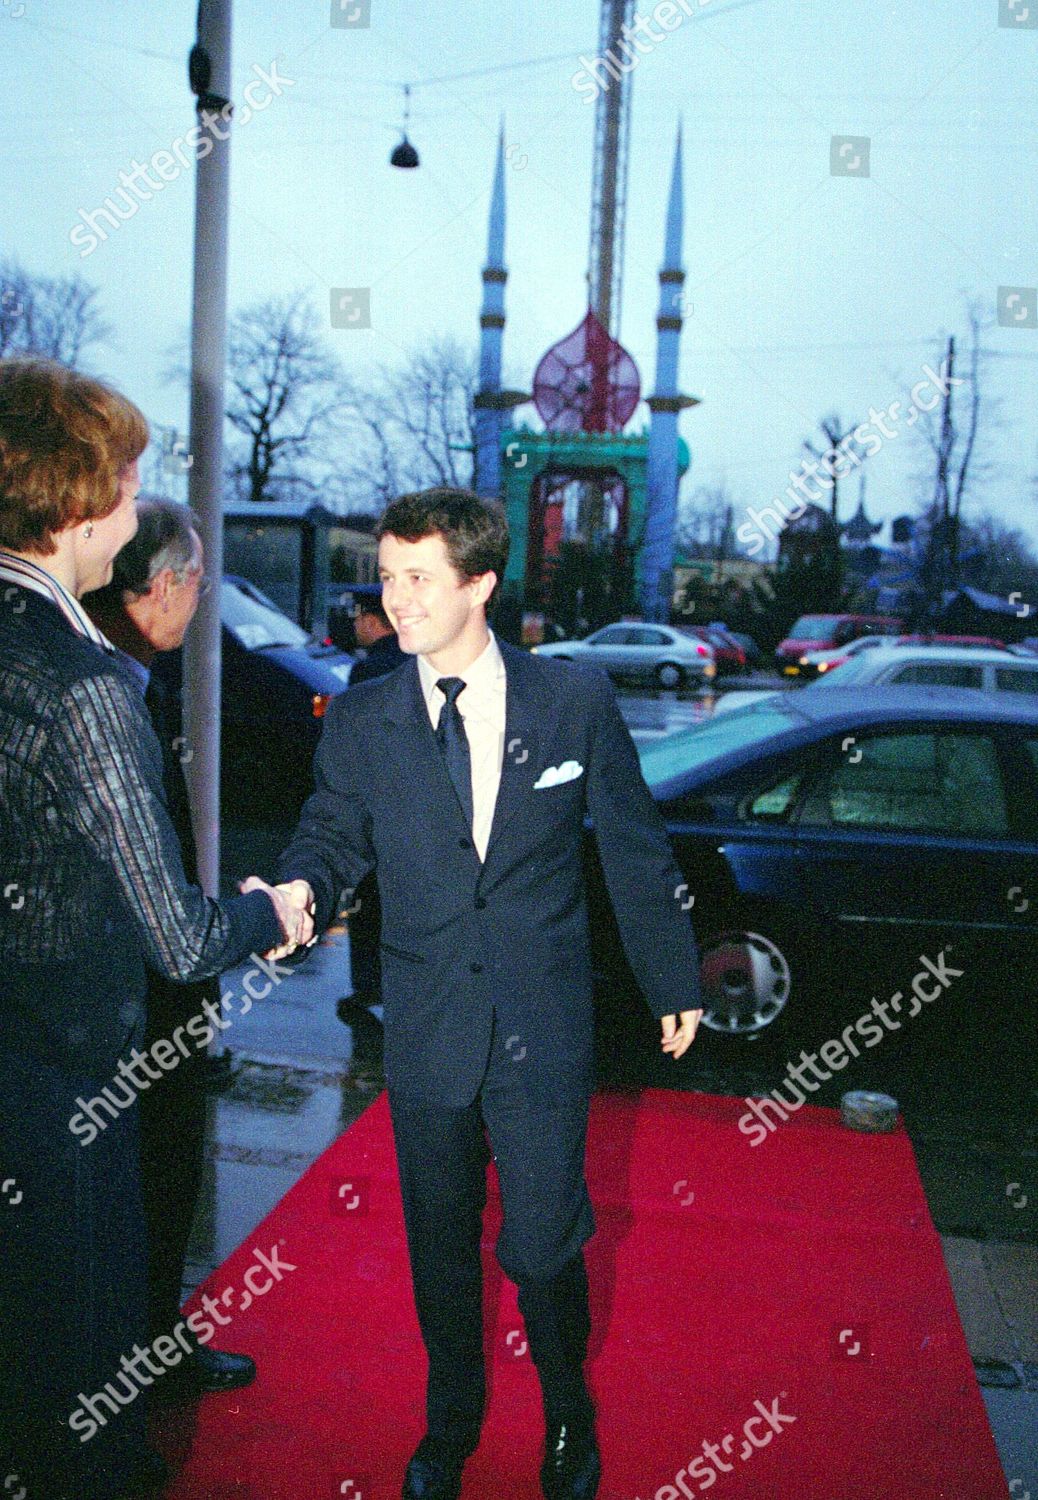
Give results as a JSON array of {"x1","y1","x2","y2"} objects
[
  {"x1": 159, "y1": 1344, "x2": 257, "y2": 1397},
  {"x1": 541, "y1": 1419, "x2": 600, "y2": 1500},
  {"x1": 402, "y1": 1436, "x2": 467, "y2": 1500}
]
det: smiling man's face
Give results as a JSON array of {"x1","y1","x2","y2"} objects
[{"x1": 378, "y1": 531, "x2": 492, "y2": 662}]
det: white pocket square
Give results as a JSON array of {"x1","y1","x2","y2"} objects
[{"x1": 533, "y1": 760, "x2": 584, "y2": 790}]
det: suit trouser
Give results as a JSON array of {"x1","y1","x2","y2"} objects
[
  {"x1": 0, "y1": 1050, "x2": 150, "y2": 1500},
  {"x1": 138, "y1": 1038, "x2": 208, "y2": 1342},
  {"x1": 389, "y1": 1033, "x2": 596, "y2": 1452}
]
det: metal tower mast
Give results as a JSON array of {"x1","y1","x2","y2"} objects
[{"x1": 587, "y1": 0, "x2": 634, "y2": 339}]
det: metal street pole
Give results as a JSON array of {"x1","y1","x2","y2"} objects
[{"x1": 184, "y1": 0, "x2": 232, "y2": 896}]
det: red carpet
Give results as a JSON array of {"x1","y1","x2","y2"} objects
[{"x1": 161, "y1": 1090, "x2": 1007, "y2": 1499}]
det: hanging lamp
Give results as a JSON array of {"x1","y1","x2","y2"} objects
[{"x1": 390, "y1": 84, "x2": 419, "y2": 169}]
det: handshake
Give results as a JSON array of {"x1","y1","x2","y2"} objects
[{"x1": 239, "y1": 876, "x2": 316, "y2": 959}]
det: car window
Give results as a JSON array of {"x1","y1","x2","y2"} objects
[
  {"x1": 801, "y1": 732, "x2": 1008, "y2": 836},
  {"x1": 588, "y1": 626, "x2": 630, "y2": 645},
  {"x1": 628, "y1": 627, "x2": 669, "y2": 646},
  {"x1": 744, "y1": 773, "x2": 803, "y2": 822},
  {"x1": 886, "y1": 662, "x2": 984, "y2": 689},
  {"x1": 221, "y1": 582, "x2": 310, "y2": 651},
  {"x1": 788, "y1": 615, "x2": 840, "y2": 640},
  {"x1": 995, "y1": 668, "x2": 1038, "y2": 694},
  {"x1": 639, "y1": 701, "x2": 802, "y2": 790}
]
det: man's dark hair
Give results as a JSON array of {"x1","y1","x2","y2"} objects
[
  {"x1": 358, "y1": 595, "x2": 391, "y2": 628},
  {"x1": 377, "y1": 488, "x2": 510, "y2": 605}
]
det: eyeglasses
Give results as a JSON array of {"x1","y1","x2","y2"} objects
[{"x1": 175, "y1": 564, "x2": 211, "y2": 597}]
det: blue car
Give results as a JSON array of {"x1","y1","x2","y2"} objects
[{"x1": 587, "y1": 687, "x2": 1038, "y2": 1038}]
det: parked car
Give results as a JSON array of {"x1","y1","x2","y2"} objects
[
  {"x1": 715, "y1": 643, "x2": 1038, "y2": 714},
  {"x1": 683, "y1": 624, "x2": 747, "y2": 674},
  {"x1": 898, "y1": 633, "x2": 1006, "y2": 651},
  {"x1": 586, "y1": 687, "x2": 1038, "y2": 1038},
  {"x1": 795, "y1": 633, "x2": 892, "y2": 678},
  {"x1": 532, "y1": 622, "x2": 715, "y2": 689},
  {"x1": 796, "y1": 632, "x2": 1004, "y2": 679},
  {"x1": 775, "y1": 613, "x2": 903, "y2": 674},
  {"x1": 153, "y1": 576, "x2": 356, "y2": 812},
  {"x1": 817, "y1": 644, "x2": 1038, "y2": 695},
  {"x1": 724, "y1": 630, "x2": 764, "y2": 669}
]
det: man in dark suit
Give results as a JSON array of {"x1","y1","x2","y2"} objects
[
  {"x1": 86, "y1": 498, "x2": 257, "y2": 1399},
  {"x1": 348, "y1": 592, "x2": 409, "y2": 686},
  {"x1": 269, "y1": 489, "x2": 702, "y2": 1500}
]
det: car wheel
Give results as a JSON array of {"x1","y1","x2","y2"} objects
[
  {"x1": 655, "y1": 661, "x2": 684, "y2": 690},
  {"x1": 698, "y1": 927, "x2": 793, "y2": 1036}
]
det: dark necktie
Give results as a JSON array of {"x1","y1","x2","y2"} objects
[{"x1": 435, "y1": 676, "x2": 473, "y2": 829}]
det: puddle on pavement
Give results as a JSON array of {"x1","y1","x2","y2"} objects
[{"x1": 222, "y1": 1061, "x2": 318, "y2": 1114}]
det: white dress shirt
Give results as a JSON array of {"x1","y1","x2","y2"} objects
[{"x1": 417, "y1": 628, "x2": 506, "y2": 862}]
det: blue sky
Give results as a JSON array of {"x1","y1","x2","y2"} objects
[{"x1": 2, "y1": 0, "x2": 1036, "y2": 549}]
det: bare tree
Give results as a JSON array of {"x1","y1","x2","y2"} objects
[
  {"x1": 224, "y1": 291, "x2": 349, "y2": 504},
  {"x1": 959, "y1": 510, "x2": 1038, "y2": 601},
  {"x1": 912, "y1": 304, "x2": 994, "y2": 597},
  {"x1": 803, "y1": 413, "x2": 862, "y2": 524},
  {"x1": 677, "y1": 482, "x2": 738, "y2": 560},
  {"x1": 0, "y1": 258, "x2": 110, "y2": 366},
  {"x1": 341, "y1": 336, "x2": 478, "y2": 507}
]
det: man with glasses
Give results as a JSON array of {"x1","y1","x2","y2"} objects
[{"x1": 85, "y1": 497, "x2": 257, "y2": 1400}]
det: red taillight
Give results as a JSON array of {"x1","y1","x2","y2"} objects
[
  {"x1": 696, "y1": 643, "x2": 708, "y2": 657},
  {"x1": 312, "y1": 693, "x2": 332, "y2": 719}
]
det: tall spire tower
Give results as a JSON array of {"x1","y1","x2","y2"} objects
[
  {"x1": 640, "y1": 123, "x2": 700, "y2": 621},
  {"x1": 473, "y1": 125, "x2": 526, "y2": 499}
]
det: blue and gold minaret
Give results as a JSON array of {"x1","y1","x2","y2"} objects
[
  {"x1": 473, "y1": 125, "x2": 527, "y2": 499},
  {"x1": 640, "y1": 124, "x2": 700, "y2": 620}
]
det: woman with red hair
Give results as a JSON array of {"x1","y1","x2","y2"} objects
[{"x1": 0, "y1": 359, "x2": 300, "y2": 1498}]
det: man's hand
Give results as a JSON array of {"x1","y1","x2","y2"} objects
[
  {"x1": 660, "y1": 1010, "x2": 703, "y2": 1061},
  {"x1": 240, "y1": 876, "x2": 315, "y2": 958}
]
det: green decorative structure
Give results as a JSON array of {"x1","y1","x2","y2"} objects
[{"x1": 497, "y1": 424, "x2": 690, "y2": 617}]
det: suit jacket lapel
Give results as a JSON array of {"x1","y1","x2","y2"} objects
[{"x1": 482, "y1": 641, "x2": 545, "y2": 866}]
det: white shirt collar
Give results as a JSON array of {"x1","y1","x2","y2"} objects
[
  {"x1": 417, "y1": 627, "x2": 505, "y2": 710},
  {"x1": 0, "y1": 550, "x2": 115, "y2": 653}
]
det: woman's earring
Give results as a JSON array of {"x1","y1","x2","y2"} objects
[{"x1": 84, "y1": 522, "x2": 94, "y2": 539}]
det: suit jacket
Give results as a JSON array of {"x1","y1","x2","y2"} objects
[
  {"x1": 348, "y1": 631, "x2": 409, "y2": 685},
  {"x1": 141, "y1": 672, "x2": 220, "y2": 1046},
  {"x1": 0, "y1": 589, "x2": 281, "y2": 1078},
  {"x1": 277, "y1": 639, "x2": 700, "y2": 1106}
]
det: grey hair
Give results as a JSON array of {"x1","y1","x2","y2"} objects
[{"x1": 111, "y1": 496, "x2": 200, "y2": 594}]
